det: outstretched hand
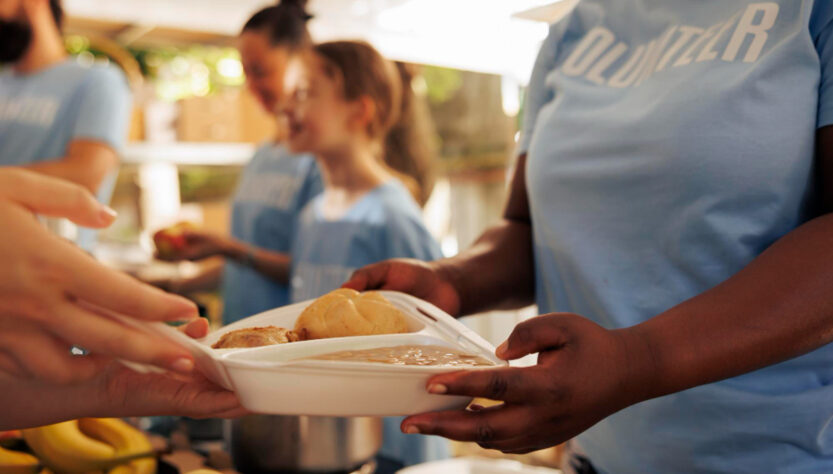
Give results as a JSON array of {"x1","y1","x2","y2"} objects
[
  {"x1": 155, "y1": 230, "x2": 231, "y2": 262},
  {"x1": 400, "y1": 313, "x2": 654, "y2": 454},
  {"x1": 0, "y1": 168, "x2": 200, "y2": 385}
]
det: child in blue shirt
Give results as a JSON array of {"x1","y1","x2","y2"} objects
[{"x1": 282, "y1": 41, "x2": 448, "y2": 468}]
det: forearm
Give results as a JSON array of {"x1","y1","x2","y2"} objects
[
  {"x1": 630, "y1": 213, "x2": 833, "y2": 402},
  {"x1": 436, "y1": 219, "x2": 535, "y2": 316},
  {"x1": 222, "y1": 240, "x2": 291, "y2": 285},
  {"x1": 436, "y1": 153, "x2": 536, "y2": 316}
]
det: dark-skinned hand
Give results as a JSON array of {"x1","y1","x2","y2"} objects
[{"x1": 400, "y1": 313, "x2": 652, "y2": 454}]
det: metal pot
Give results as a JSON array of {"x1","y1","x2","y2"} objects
[{"x1": 226, "y1": 415, "x2": 382, "y2": 473}]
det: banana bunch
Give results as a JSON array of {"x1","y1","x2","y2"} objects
[
  {"x1": 22, "y1": 419, "x2": 155, "y2": 474},
  {"x1": 0, "y1": 444, "x2": 39, "y2": 474}
]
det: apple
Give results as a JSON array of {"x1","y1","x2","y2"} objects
[{"x1": 154, "y1": 222, "x2": 196, "y2": 259}]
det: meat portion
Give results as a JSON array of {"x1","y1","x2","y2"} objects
[{"x1": 212, "y1": 326, "x2": 302, "y2": 349}]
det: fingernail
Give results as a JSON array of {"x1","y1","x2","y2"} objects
[
  {"x1": 404, "y1": 425, "x2": 420, "y2": 435},
  {"x1": 428, "y1": 384, "x2": 447, "y2": 394},
  {"x1": 99, "y1": 206, "x2": 118, "y2": 222},
  {"x1": 170, "y1": 358, "x2": 194, "y2": 374},
  {"x1": 496, "y1": 342, "x2": 508, "y2": 357}
]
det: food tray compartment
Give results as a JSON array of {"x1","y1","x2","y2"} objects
[
  {"x1": 109, "y1": 291, "x2": 504, "y2": 415},
  {"x1": 222, "y1": 334, "x2": 487, "y2": 416}
]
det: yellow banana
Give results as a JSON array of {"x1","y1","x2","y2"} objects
[
  {"x1": 22, "y1": 421, "x2": 115, "y2": 473},
  {"x1": 79, "y1": 419, "x2": 155, "y2": 474},
  {"x1": 107, "y1": 456, "x2": 157, "y2": 474},
  {"x1": 106, "y1": 465, "x2": 132, "y2": 474},
  {"x1": 0, "y1": 444, "x2": 39, "y2": 474},
  {"x1": 77, "y1": 419, "x2": 153, "y2": 461}
]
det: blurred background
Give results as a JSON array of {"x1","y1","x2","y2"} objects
[{"x1": 60, "y1": 0, "x2": 577, "y2": 347}]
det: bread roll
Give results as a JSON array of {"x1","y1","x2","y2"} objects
[
  {"x1": 294, "y1": 289, "x2": 410, "y2": 340},
  {"x1": 212, "y1": 326, "x2": 301, "y2": 349}
]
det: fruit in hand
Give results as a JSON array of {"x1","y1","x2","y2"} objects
[
  {"x1": 153, "y1": 222, "x2": 195, "y2": 259},
  {"x1": 0, "y1": 445, "x2": 39, "y2": 474}
]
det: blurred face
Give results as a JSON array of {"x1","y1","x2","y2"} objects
[
  {"x1": 239, "y1": 31, "x2": 291, "y2": 114},
  {"x1": 282, "y1": 54, "x2": 362, "y2": 156}
]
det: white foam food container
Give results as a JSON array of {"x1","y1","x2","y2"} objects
[{"x1": 112, "y1": 291, "x2": 505, "y2": 417}]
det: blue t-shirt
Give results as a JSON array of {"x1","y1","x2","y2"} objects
[
  {"x1": 0, "y1": 58, "x2": 132, "y2": 249},
  {"x1": 520, "y1": 1, "x2": 833, "y2": 472},
  {"x1": 289, "y1": 180, "x2": 447, "y2": 466},
  {"x1": 221, "y1": 144, "x2": 321, "y2": 323}
]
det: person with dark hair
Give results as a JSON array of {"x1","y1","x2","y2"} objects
[
  {"x1": 157, "y1": 0, "x2": 324, "y2": 324},
  {"x1": 0, "y1": 0, "x2": 131, "y2": 251}
]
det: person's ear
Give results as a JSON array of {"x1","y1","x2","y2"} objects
[{"x1": 349, "y1": 96, "x2": 376, "y2": 135}]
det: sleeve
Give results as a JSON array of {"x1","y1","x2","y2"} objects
[
  {"x1": 517, "y1": 24, "x2": 564, "y2": 155},
  {"x1": 70, "y1": 66, "x2": 133, "y2": 151},
  {"x1": 813, "y1": 1, "x2": 833, "y2": 128},
  {"x1": 382, "y1": 212, "x2": 443, "y2": 263}
]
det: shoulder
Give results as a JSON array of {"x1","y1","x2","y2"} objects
[
  {"x1": 376, "y1": 181, "x2": 425, "y2": 220},
  {"x1": 74, "y1": 63, "x2": 130, "y2": 100},
  {"x1": 375, "y1": 183, "x2": 435, "y2": 239}
]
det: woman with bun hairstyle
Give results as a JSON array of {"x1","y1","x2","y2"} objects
[
  {"x1": 282, "y1": 41, "x2": 447, "y2": 468},
  {"x1": 157, "y1": 0, "x2": 323, "y2": 324}
]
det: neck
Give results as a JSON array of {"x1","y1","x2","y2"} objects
[
  {"x1": 272, "y1": 120, "x2": 290, "y2": 145},
  {"x1": 317, "y1": 140, "x2": 391, "y2": 194},
  {"x1": 14, "y1": 19, "x2": 66, "y2": 74}
]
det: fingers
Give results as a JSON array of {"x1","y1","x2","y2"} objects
[
  {"x1": 0, "y1": 168, "x2": 116, "y2": 228},
  {"x1": 426, "y1": 367, "x2": 550, "y2": 404},
  {"x1": 62, "y1": 248, "x2": 198, "y2": 322},
  {"x1": 342, "y1": 262, "x2": 391, "y2": 291},
  {"x1": 181, "y1": 318, "x2": 209, "y2": 339},
  {"x1": 343, "y1": 260, "x2": 429, "y2": 294},
  {"x1": 496, "y1": 314, "x2": 572, "y2": 360},
  {"x1": 477, "y1": 435, "x2": 553, "y2": 455},
  {"x1": 401, "y1": 405, "x2": 536, "y2": 443},
  {"x1": 48, "y1": 302, "x2": 195, "y2": 375},
  {"x1": 0, "y1": 324, "x2": 109, "y2": 384},
  {"x1": 202, "y1": 407, "x2": 250, "y2": 419}
]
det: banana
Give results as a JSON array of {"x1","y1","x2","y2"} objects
[
  {"x1": 78, "y1": 419, "x2": 155, "y2": 474},
  {"x1": 77, "y1": 419, "x2": 153, "y2": 461},
  {"x1": 0, "y1": 444, "x2": 39, "y2": 474},
  {"x1": 106, "y1": 465, "x2": 132, "y2": 474},
  {"x1": 22, "y1": 421, "x2": 115, "y2": 473},
  {"x1": 106, "y1": 456, "x2": 156, "y2": 474}
]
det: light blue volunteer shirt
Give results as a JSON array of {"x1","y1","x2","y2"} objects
[
  {"x1": 520, "y1": 1, "x2": 833, "y2": 472},
  {"x1": 289, "y1": 180, "x2": 448, "y2": 467},
  {"x1": 0, "y1": 58, "x2": 131, "y2": 250},
  {"x1": 221, "y1": 144, "x2": 321, "y2": 323}
]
